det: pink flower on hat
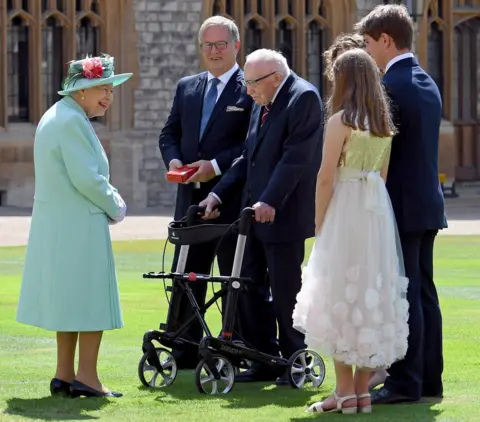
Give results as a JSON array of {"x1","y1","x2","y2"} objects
[{"x1": 82, "y1": 57, "x2": 104, "y2": 79}]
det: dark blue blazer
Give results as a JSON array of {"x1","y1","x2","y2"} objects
[
  {"x1": 159, "y1": 67, "x2": 253, "y2": 222},
  {"x1": 383, "y1": 57, "x2": 446, "y2": 233},
  {"x1": 212, "y1": 72, "x2": 324, "y2": 243}
]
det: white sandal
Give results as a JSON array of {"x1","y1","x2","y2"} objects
[
  {"x1": 306, "y1": 391, "x2": 358, "y2": 414},
  {"x1": 357, "y1": 393, "x2": 372, "y2": 413}
]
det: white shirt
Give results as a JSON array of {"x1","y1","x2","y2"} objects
[
  {"x1": 204, "y1": 63, "x2": 239, "y2": 176},
  {"x1": 206, "y1": 62, "x2": 239, "y2": 104},
  {"x1": 210, "y1": 69, "x2": 292, "y2": 205},
  {"x1": 385, "y1": 52, "x2": 414, "y2": 73},
  {"x1": 169, "y1": 63, "x2": 239, "y2": 187}
]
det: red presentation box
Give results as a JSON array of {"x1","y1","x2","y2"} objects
[{"x1": 166, "y1": 166, "x2": 198, "y2": 183}]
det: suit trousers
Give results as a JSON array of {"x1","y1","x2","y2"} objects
[
  {"x1": 385, "y1": 229, "x2": 444, "y2": 399},
  {"x1": 238, "y1": 232, "x2": 307, "y2": 366},
  {"x1": 166, "y1": 229, "x2": 238, "y2": 364}
]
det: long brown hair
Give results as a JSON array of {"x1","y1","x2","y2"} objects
[
  {"x1": 327, "y1": 48, "x2": 396, "y2": 138},
  {"x1": 324, "y1": 33, "x2": 365, "y2": 82}
]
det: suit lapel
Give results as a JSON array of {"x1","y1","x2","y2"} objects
[
  {"x1": 187, "y1": 74, "x2": 208, "y2": 156},
  {"x1": 251, "y1": 73, "x2": 295, "y2": 157},
  {"x1": 200, "y1": 68, "x2": 243, "y2": 143},
  {"x1": 247, "y1": 105, "x2": 262, "y2": 160}
]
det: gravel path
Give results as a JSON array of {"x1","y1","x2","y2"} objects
[{"x1": 1, "y1": 191, "x2": 479, "y2": 247}]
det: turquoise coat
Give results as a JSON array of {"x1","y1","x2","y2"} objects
[{"x1": 16, "y1": 96, "x2": 125, "y2": 332}]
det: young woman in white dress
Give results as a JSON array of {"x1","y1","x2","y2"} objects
[{"x1": 292, "y1": 48, "x2": 410, "y2": 414}]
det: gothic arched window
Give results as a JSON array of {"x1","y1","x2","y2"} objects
[
  {"x1": 276, "y1": 20, "x2": 294, "y2": 69},
  {"x1": 7, "y1": 9, "x2": 31, "y2": 122},
  {"x1": 206, "y1": 0, "x2": 335, "y2": 97},
  {"x1": 0, "y1": 0, "x2": 116, "y2": 128},
  {"x1": 427, "y1": 22, "x2": 444, "y2": 100},
  {"x1": 245, "y1": 19, "x2": 263, "y2": 55}
]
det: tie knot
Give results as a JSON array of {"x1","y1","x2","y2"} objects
[
  {"x1": 210, "y1": 78, "x2": 220, "y2": 87},
  {"x1": 265, "y1": 103, "x2": 272, "y2": 111}
]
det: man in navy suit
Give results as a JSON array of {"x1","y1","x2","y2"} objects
[
  {"x1": 200, "y1": 48, "x2": 324, "y2": 384},
  {"x1": 355, "y1": 4, "x2": 447, "y2": 403},
  {"x1": 158, "y1": 16, "x2": 253, "y2": 369}
]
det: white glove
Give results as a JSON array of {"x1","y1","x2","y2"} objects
[{"x1": 109, "y1": 192, "x2": 127, "y2": 224}]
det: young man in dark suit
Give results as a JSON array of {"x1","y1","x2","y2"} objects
[
  {"x1": 355, "y1": 4, "x2": 447, "y2": 404},
  {"x1": 200, "y1": 48, "x2": 325, "y2": 385},
  {"x1": 158, "y1": 16, "x2": 253, "y2": 369}
]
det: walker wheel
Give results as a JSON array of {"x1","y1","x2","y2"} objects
[
  {"x1": 195, "y1": 354, "x2": 235, "y2": 395},
  {"x1": 287, "y1": 349, "x2": 326, "y2": 389},
  {"x1": 138, "y1": 347, "x2": 178, "y2": 388}
]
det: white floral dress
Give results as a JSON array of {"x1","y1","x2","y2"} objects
[{"x1": 292, "y1": 129, "x2": 410, "y2": 369}]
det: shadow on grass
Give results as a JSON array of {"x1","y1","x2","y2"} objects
[
  {"x1": 3, "y1": 396, "x2": 111, "y2": 420},
  {"x1": 137, "y1": 371, "x2": 327, "y2": 409},
  {"x1": 136, "y1": 372, "x2": 444, "y2": 420},
  {"x1": 288, "y1": 398, "x2": 444, "y2": 421}
]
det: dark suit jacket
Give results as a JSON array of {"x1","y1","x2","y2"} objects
[
  {"x1": 159, "y1": 67, "x2": 253, "y2": 222},
  {"x1": 383, "y1": 57, "x2": 446, "y2": 233},
  {"x1": 212, "y1": 72, "x2": 324, "y2": 243}
]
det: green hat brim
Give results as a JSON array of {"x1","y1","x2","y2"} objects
[{"x1": 58, "y1": 73, "x2": 133, "y2": 96}]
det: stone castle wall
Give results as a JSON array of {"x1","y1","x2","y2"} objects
[{"x1": 130, "y1": 0, "x2": 204, "y2": 208}]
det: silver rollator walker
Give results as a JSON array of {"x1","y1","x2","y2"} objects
[{"x1": 139, "y1": 205, "x2": 326, "y2": 394}]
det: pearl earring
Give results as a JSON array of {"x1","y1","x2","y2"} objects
[{"x1": 81, "y1": 96, "x2": 84, "y2": 100}]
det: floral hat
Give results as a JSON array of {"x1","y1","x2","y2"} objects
[{"x1": 58, "y1": 53, "x2": 132, "y2": 96}]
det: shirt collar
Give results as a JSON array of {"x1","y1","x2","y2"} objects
[
  {"x1": 385, "y1": 52, "x2": 414, "y2": 73},
  {"x1": 271, "y1": 69, "x2": 291, "y2": 104},
  {"x1": 207, "y1": 62, "x2": 239, "y2": 85}
]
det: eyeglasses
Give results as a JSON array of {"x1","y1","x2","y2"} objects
[
  {"x1": 200, "y1": 41, "x2": 228, "y2": 51},
  {"x1": 244, "y1": 71, "x2": 277, "y2": 87}
]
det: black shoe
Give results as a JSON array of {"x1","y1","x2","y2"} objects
[
  {"x1": 50, "y1": 378, "x2": 72, "y2": 397},
  {"x1": 275, "y1": 372, "x2": 290, "y2": 386},
  {"x1": 422, "y1": 390, "x2": 443, "y2": 399},
  {"x1": 275, "y1": 369, "x2": 308, "y2": 387},
  {"x1": 175, "y1": 359, "x2": 198, "y2": 370},
  {"x1": 234, "y1": 368, "x2": 279, "y2": 383},
  {"x1": 371, "y1": 387, "x2": 418, "y2": 404},
  {"x1": 70, "y1": 380, "x2": 123, "y2": 398},
  {"x1": 171, "y1": 350, "x2": 198, "y2": 370}
]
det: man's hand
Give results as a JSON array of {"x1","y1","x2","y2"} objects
[
  {"x1": 252, "y1": 201, "x2": 275, "y2": 223},
  {"x1": 185, "y1": 160, "x2": 216, "y2": 183},
  {"x1": 199, "y1": 193, "x2": 221, "y2": 220}
]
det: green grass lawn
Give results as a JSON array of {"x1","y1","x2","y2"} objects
[{"x1": 0, "y1": 236, "x2": 479, "y2": 421}]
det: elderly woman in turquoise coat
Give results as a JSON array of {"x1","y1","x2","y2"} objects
[{"x1": 16, "y1": 54, "x2": 132, "y2": 398}]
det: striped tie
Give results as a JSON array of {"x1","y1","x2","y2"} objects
[{"x1": 261, "y1": 103, "x2": 272, "y2": 126}]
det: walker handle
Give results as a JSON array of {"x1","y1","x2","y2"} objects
[
  {"x1": 186, "y1": 205, "x2": 207, "y2": 227},
  {"x1": 238, "y1": 207, "x2": 255, "y2": 236}
]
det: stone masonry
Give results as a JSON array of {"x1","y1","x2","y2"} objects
[
  {"x1": 124, "y1": 0, "x2": 422, "y2": 210},
  {"x1": 130, "y1": 0, "x2": 204, "y2": 208},
  {"x1": 128, "y1": 0, "x2": 408, "y2": 209}
]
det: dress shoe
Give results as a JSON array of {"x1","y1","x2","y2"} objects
[
  {"x1": 275, "y1": 372, "x2": 290, "y2": 386},
  {"x1": 175, "y1": 360, "x2": 198, "y2": 370},
  {"x1": 276, "y1": 369, "x2": 312, "y2": 387},
  {"x1": 234, "y1": 368, "x2": 279, "y2": 383},
  {"x1": 70, "y1": 380, "x2": 123, "y2": 398},
  {"x1": 50, "y1": 378, "x2": 71, "y2": 397},
  {"x1": 371, "y1": 387, "x2": 418, "y2": 404},
  {"x1": 422, "y1": 390, "x2": 443, "y2": 399},
  {"x1": 171, "y1": 352, "x2": 198, "y2": 370},
  {"x1": 422, "y1": 386, "x2": 443, "y2": 398}
]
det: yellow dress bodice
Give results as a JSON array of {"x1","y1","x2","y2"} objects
[{"x1": 339, "y1": 129, "x2": 392, "y2": 172}]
